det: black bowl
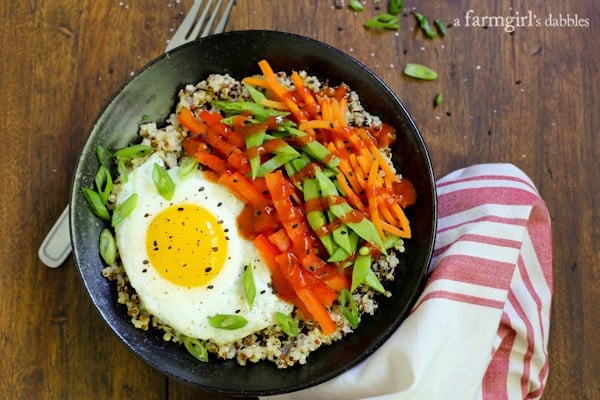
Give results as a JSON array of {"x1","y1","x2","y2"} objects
[{"x1": 70, "y1": 30, "x2": 436, "y2": 396}]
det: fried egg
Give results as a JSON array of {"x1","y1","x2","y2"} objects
[{"x1": 114, "y1": 153, "x2": 293, "y2": 345}]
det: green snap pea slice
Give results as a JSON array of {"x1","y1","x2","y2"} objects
[
  {"x1": 434, "y1": 18, "x2": 447, "y2": 36},
  {"x1": 152, "y1": 163, "x2": 176, "y2": 201},
  {"x1": 351, "y1": 253, "x2": 372, "y2": 292},
  {"x1": 243, "y1": 264, "x2": 256, "y2": 309},
  {"x1": 388, "y1": 0, "x2": 404, "y2": 15},
  {"x1": 208, "y1": 314, "x2": 248, "y2": 330},
  {"x1": 275, "y1": 312, "x2": 299, "y2": 337},
  {"x1": 434, "y1": 92, "x2": 444, "y2": 107},
  {"x1": 111, "y1": 193, "x2": 138, "y2": 227},
  {"x1": 403, "y1": 63, "x2": 438, "y2": 81},
  {"x1": 339, "y1": 288, "x2": 359, "y2": 328},
  {"x1": 182, "y1": 336, "x2": 208, "y2": 362},
  {"x1": 349, "y1": 0, "x2": 364, "y2": 12},
  {"x1": 99, "y1": 228, "x2": 117, "y2": 265},
  {"x1": 81, "y1": 188, "x2": 110, "y2": 221}
]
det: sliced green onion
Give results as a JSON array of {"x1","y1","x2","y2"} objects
[
  {"x1": 81, "y1": 188, "x2": 110, "y2": 221},
  {"x1": 182, "y1": 336, "x2": 208, "y2": 362},
  {"x1": 403, "y1": 63, "x2": 438, "y2": 80},
  {"x1": 338, "y1": 288, "x2": 359, "y2": 329},
  {"x1": 99, "y1": 228, "x2": 117, "y2": 265},
  {"x1": 434, "y1": 92, "x2": 444, "y2": 107},
  {"x1": 364, "y1": 13, "x2": 400, "y2": 30},
  {"x1": 243, "y1": 263, "x2": 256, "y2": 309},
  {"x1": 111, "y1": 193, "x2": 138, "y2": 226},
  {"x1": 94, "y1": 165, "x2": 113, "y2": 204},
  {"x1": 275, "y1": 312, "x2": 299, "y2": 337},
  {"x1": 414, "y1": 12, "x2": 437, "y2": 39},
  {"x1": 152, "y1": 163, "x2": 175, "y2": 201},
  {"x1": 95, "y1": 145, "x2": 113, "y2": 167},
  {"x1": 434, "y1": 18, "x2": 447, "y2": 36},
  {"x1": 208, "y1": 314, "x2": 248, "y2": 330},
  {"x1": 177, "y1": 156, "x2": 198, "y2": 180},
  {"x1": 113, "y1": 144, "x2": 154, "y2": 160},
  {"x1": 388, "y1": 0, "x2": 404, "y2": 15},
  {"x1": 349, "y1": 0, "x2": 364, "y2": 12},
  {"x1": 117, "y1": 158, "x2": 129, "y2": 183}
]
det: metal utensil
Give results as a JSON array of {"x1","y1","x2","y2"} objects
[{"x1": 38, "y1": 0, "x2": 235, "y2": 268}]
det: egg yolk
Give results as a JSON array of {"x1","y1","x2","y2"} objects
[{"x1": 146, "y1": 204, "x2": 228, "y2": 287}]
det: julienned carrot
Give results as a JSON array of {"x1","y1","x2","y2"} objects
[
  {"x1": 257, "y1": 60, "x2": 305, "y2": 122},
  {"x1": 218, "y1": 170, "x2": 270, "y2": 207},
  {"x1": 298, "y1": 120, "x2": 335, "y2": 131},
  {"x1": 260, "y1": 98, "x2": 288, "y2": 110},
  {"x1": 178, "y1": 108, "x2": 208, "y2": 135},
  {"x1": 242, "y1": 76, "x2": 269, "y2": 88},
  {"x1": 291, "y1": 71, "x2": 320, "y2": 119}
]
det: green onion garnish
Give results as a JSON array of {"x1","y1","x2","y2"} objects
[
  {"x1": 177, "y1": 156, "x2": 198, "y2": 180},
  {"x1": 208, "y1": 314, "x2": 248, "y2": 330},
  {"x1": 94, "y1": 165, "x2": 113, "y2": 204},
  {"x1": 113, "y1": 144, "x2": 154, "y2": 160},
  {"x1": 99, "y1": 228, "x2": 117, "y2": 265},
  {"x1": 403, "y1": 63, "x2": 438, "y2": 80},
  {"x1": 152, "y1": 163, "x2": 176, "y2": 201},
  {"x1": 434, "y1": 92, "x2": 444, "y2": 107},
  {"x1": 182, "y1": 336, "x2": 208, "y2": 362},
  {"x1": 388, "y1": 0, "x2": 404, "y2": 15},
  {"x1": 414, "y1": 12, "x2": 437, "y2": 39},
  {"x1": 364, "y1": 13, "x2": 400, "y2": 30},
  {"x1": 349, "y1": 0, "x2": 364, "y2": 12},
  {"x1": 81, "y1": 187, "x2": 110, "y2": 221},
  {"x1": 434, "y1": 18, "x2": 447, "y2": 36},
  {"x1": 243, "y1": 263, "x2": 256, "y2": 309},
  {"x1": 275, "y1": 312, "x2": 300, "y2": 337},
  {"x1": 111, "y1": 193, "x2": 138, "y2": 227}
]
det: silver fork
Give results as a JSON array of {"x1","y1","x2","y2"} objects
[{"x1": 38, "y1": 0, "x2": 236, "y2": 268}]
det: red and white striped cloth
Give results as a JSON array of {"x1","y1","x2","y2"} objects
[{"x1": 265, "y1": 163, "x2": 553, "y2": 400}]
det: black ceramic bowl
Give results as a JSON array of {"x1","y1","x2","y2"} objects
[{"x1": 70, "y1": 30, "x2": 436, "y2": 396}]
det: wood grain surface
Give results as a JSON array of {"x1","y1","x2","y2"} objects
[{"x1": 1, "y1": 1, "x2": 597, "y2": 399}]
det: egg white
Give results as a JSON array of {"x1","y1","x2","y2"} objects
[{"x1": 114, "y1": 153, "x2": 293, "y2": 344}]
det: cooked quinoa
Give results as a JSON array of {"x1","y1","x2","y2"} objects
[{"x1": 101, "y1": 70, "x2": 406, "y2": 368}]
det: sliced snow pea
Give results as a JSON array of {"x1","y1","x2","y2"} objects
[
  {"x1": 246, "y1": 128, "x2": 267, "y2": 179},
  {"x1": 338, "y1": 288, "x2": 359, "y2": 328},
  {"x1": 211, "y1": 100, "x2": 288, "y2": 121},
  {"x1": 303, "y1": 178, "x2": 337, "y2": 256},
  {"x1": 351, "y1": 252, "x2": 371, "y2": 292},
  {"x1": 280, "y1": 126, "x2": 339, "y2": 170}
]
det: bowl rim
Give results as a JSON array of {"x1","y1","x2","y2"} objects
[{"x1": 69, "y1": 29, "x2": 437, "y2": 396}]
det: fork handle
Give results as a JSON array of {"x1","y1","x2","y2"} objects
[{"x1": 38, "y1": 206, "x2": 72, "y2": 268}]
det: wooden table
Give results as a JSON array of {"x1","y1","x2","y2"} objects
[{"x1": 1, "y1": 1, "x2": 597, "y2": 398}]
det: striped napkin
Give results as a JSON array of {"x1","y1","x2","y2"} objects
[{"x1": 265, "y1": 163, "x2": 553, "y2": 400}]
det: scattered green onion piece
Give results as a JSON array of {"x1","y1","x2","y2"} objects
[
  {"x1": 95, "y1": 145, "x2": 113, "y2": 167},
  {"x1": 111, "y1": 193, "x2": 138, "y2": 227},
  {"x1": 117, "y1": 158, "x2": 129, "y2": 183},
  {"x1": 94, "y1": 165, "x2": 113, "y2": 204},
  {"x1": 113, "y1": 144, "x2": 154, "y2": 160},
  {"x1": 275, "y1": 312, "x2": 300, "y2": 337},
  {"x1": 388, "y1": 0, "x2": 404, "y2": 15},
  {"x1": 434, "y1": 18, "x2": 447, "y2": 36},
  {"x1": 152, "y1": 163, "x2": 176, "y2": 201},
  {"x1": 414, "y1": 12, "x2": 437, "y2": 39},
  {"x1": 338, "y1": 288, "x2": 359, "y2": 328},
  {"x1": 99, "y1": 228, "x2": 117, "y2": 265},
  {"x1": 364, "y1": 13, "x2": 400, "y2": 30},
  {"x1": 81, "y1": 188, "x2": 110, "y2": 221},
  {"x1": 139, "y1": 114, "x2": 152, "y2": 123},
  {"x1": 434, "y1": 92, "x2": 444, "y2": 107},
  {"x1": 243, "y1": 264, "x2": 256, "y2": 309},
  {"x1": 349, "y1": 0, "x2": 364, "y2": 12},
  {"x1": 182, "y1": 336, "x2": 208, "y2": 362},
  {"x1": 403, "y1": 63, "x2": 438, "y2": 81},
  {"x1": 178, "y1": 156, "x2": 198, "y2": 180},
  {"x1": 208, "y1": 314, "x2": 248, "y2": 330}
]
